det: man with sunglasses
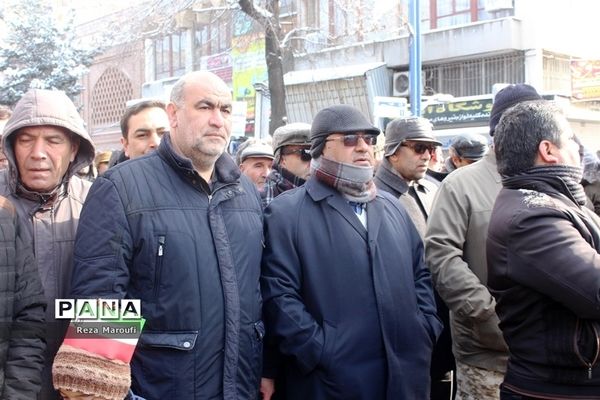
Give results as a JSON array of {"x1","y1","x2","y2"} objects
[
  {"x1": 262, "y1": 122, "x2": 312, "y2": 207},
  {"x1": 261, "y1": 104, "x2": 441, "y2": 399},
  {"x1": 374, "y1": 117, "x2": 441, "y2": 236},
  {"x1": 374, "y1": 117, "x2": 454, "y2": 400}
]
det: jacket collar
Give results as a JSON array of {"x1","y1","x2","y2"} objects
[
  {"x1": 16, "y1": 179, "x2": 67, "y2": 206},
  {"x1": 375, "y1": 158, "x2": 434, "y2": 197},
  {"x1": 375, "y1": 158, "x2": 410, "y2": 196},
  {"x1": 481, "y1": 150, "x2": 502, "y2": 185},
  {"x1": 503, "y1": 171, "x2": 580, "y2": 207},
  {"x1": 306, "y1": 178, "x2": 387, "y2": 242},
  {"x1": 158, "y1": 132, "x2": 241, "y2": 186}
]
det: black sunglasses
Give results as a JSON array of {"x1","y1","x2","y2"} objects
[
  {"x1": 326, "y1": 134, "x2": 378, "y2": 147},
  {"x1": 282, "y1": 148, "x2": 312, "y2": 162},
  {"x1": 400, "y1": 142, "x2": 437, "y2": 155}
]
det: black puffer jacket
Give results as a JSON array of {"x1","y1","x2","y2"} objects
[
  {"x1": 487, "y1": 173, "x2": 600, "y2": 398},
  {"x1": 0, "y1": 196, "x2": 46, "y2": 399},
  {"x1": 71, "y1": 134, "x2": 264, "y2": 400}
]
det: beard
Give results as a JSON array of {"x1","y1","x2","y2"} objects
[{"x1": 183, "y1": 138, "x2": 227, "y2": 172}]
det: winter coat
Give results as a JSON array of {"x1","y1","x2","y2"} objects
[
  {"x1": 0, "y1": 196, "x2": 46, "y2": 399},
  {"x1": 261, "y1": 177, "x2": 442, "y2": 399},
  {"x1": 374, "y1": 158, "x2": 455, "y2": 386},
  {"x1": 0, "y1": 89, "x2": 95, "y2": 399},
  {"x1": 424, "y1": 151, "x2": 508, "y2": 373},
  {"x1": 71, "y1": 134, "x2": 264, "y2": 400},
  {"x1": 487, "y1": 172, "x2": 600, "y2": 398}
]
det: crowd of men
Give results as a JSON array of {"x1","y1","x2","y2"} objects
[{"x1": 0, "y1": 73, "x2": 599, "y2": 400}]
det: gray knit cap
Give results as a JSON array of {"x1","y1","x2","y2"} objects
[{"x1": 310, "y1": 104, "x2": 380, "y2": 157}]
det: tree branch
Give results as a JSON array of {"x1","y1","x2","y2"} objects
[{"x1": 237, "y1": 0, "x2": 272, "y2": 27}]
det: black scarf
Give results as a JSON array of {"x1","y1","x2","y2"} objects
[{"x1": 502, "y1": 165, "x2": 587, "y2": 206}]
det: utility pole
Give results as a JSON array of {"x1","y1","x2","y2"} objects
[{"x1": 409, "y1": 0, "x2": 422, "y2": 116}]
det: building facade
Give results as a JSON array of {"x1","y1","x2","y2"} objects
[{"x1": 78, "y1": 0, "x2": 600, "y2": 149}]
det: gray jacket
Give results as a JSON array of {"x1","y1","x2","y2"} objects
[
  {"x1": 0, "y1": 89, "x2": 95, "y2": 399},
  {"x1": 424, "y1": 151, "x2": 508, "y2": 372}
]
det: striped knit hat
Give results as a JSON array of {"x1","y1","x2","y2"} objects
[{"x1": 52, "y1": 344, "x2": 131, "y2": 400}]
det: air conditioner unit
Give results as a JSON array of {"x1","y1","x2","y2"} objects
[{"x1": 393, "y1": 71, "x2": 425, "y2": 97}]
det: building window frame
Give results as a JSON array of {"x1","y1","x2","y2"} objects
[{"x1": 154, "y1": 32, "x2": 187, "y2": 80}]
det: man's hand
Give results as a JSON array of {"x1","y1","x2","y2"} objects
[{"x1": 260, "y1": 377, "x2": 275, "y2": 400}]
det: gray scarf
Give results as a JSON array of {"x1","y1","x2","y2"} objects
[{"x1": 311, "y1": 156, "x2": 377, "y2": 203}]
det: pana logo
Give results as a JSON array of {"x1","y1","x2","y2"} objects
[{"x1": 55, "y1": 299, "x2": 142, "y2": 320}]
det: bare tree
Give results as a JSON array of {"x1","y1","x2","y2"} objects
[{"x1": 238, "y1": 0, "x2": 286, "y2": 135}]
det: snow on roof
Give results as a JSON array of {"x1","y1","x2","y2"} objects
[{"x1": 284, "y1": 62, "x2": 387, "y2": 86}]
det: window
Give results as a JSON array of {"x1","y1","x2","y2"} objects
[
  {"x1": 91, "y1": 67, "x2": 133, "y2": 128},
  {"x1": 423, "y1": 52, "x2": 525, "y2": 97},
  {"x1": 193, "y1": 18, "x2": 231, "y2": 69},
  {"x1": 154, "y1": 32, "x2": 187, "y2": 80},
  {"x1": 428, "y1": 0, "x2": 477, "y2": 29},
  {"x1": 427, "y1": 0, "x2": 514, "y2": 29}
]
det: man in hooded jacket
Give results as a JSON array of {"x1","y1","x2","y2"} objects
[{"x1": 0, "y1": 89, "x2": 95, "y2": 399}]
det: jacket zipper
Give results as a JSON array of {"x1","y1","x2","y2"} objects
[
  {"x1": 153, "y1": 235, "x2": 166, "y2": 299},
  {"x1": 574, "y1": 318, "x2": 600, "y2": 379},
  {"x1": 207, "y1": 182, "x2": 237, "y2": 205}
]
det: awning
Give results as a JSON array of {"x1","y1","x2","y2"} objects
[{"x1": 284, "y1": 62, "x2": 387, "y2": 85}]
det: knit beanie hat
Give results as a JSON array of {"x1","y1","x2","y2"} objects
[
  {"x1": 489, "y1": 84, "x2": 542, "y2": 136},
  {"x1": 53, "y1": 344, "x2": 131, "y2": 400},
  {"x1": 310, "y1": 104, "x2": 380, "y2": 157}
]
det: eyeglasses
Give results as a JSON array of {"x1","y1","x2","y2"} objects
[
  {"x1": 281, "y1": 148, "x2": 312, "y2": 162},
  {"x1": 400, "y1": 142, "x2": 437, "y2": 155},
  {"x1": 325, "y1": 134, "x2": 378, "y2": 147}
]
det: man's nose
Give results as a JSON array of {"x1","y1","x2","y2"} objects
[
  {"x1": 30, "y1": 138, "x2": 48, "y2": 159},
  {"x1": 149, "y1": 132, "x2": 161, "y2": 148},
  {"x1": 354, "y1": 136, "x2": 370, "y2": 152},
  {"x1": 262, "y1": 165, "x2": 271, "y2": 177},
  {"x1": 209, "y1": 109, "x2": 225, "y2": 128}
]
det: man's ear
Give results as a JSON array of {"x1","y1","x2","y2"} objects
[
  {"x1": 279, "y1": 154, "x2": 287, "y2": 168},
  {"x1": 70, "y1": 136, "x2": 80, "y2": 163},
  {"x1": 538, "y1": 140, "x2": 560, "y2": 164},
  {"x1": 120, "y1": 136, "x2": 129, "y2": 158},
  {"x1": 167, "y1": 103, "x2": 178, "y2": 129},
  {"x1": 451, "y1": 154, "x2": 462, "y2": 166}
]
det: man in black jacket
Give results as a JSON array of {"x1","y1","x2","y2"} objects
[
  {"x1": 71, "y1": 71, "x2": 264, "y2": 400},
  {"x1": 0, "y1": 195, "x2": 46, "y2": 399},
  {"x1": 487, "y1": 100, "x2": 600, "y2": 399}
]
